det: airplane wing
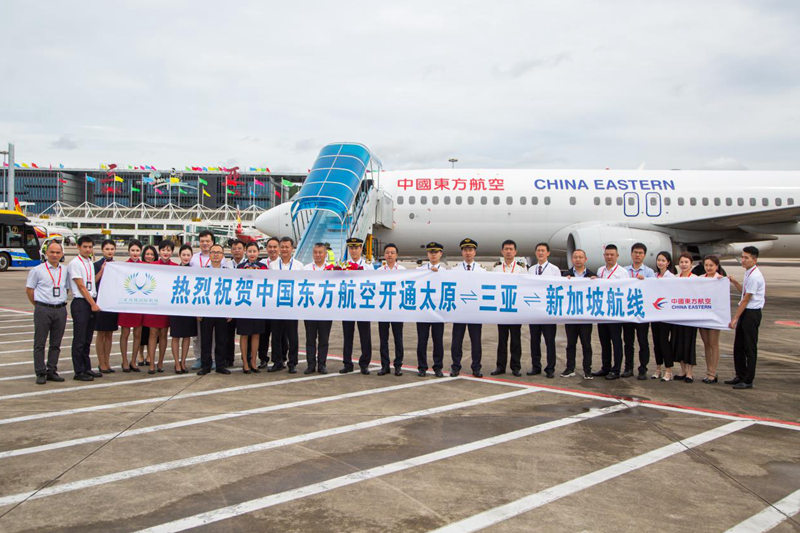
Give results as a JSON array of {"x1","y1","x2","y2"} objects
[{"x1": 658, "y1": 205, "x2": 800, "y2": 231}]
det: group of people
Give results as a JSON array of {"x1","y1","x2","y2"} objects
[{"x1": 25, "y1": 230, "x2": 765, "y2": 391}]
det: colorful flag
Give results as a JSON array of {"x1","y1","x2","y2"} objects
[
  {"x1": 202, "y1": 188, "x2": 211, "y2": 198},
  {"x1": 249, "y1": 167, "x2": 256, "y2": 172},
  {"x1": 179, "y1": 188, "x2": 187, "y2": 194},
  {"x1": 185, "y1": 166, "x2": 191, "y2": 171},
  {"x1": 265, "y1": 167, "x2": 271, "y2": 173},
  {"x1": 131, "y1": 186, "x2": 141, "y2": 192},
  {"x1": 108, "y1": 164, "x2": 118, "y2": 170},
  {"x1": 31, "y1": 163, "x2": 39, "y2": 168},
  {"x1": 155, "y1": 188, "x2": 163, "y2": 195},
  {"x1": 169, "y1": 177, "x2": 180, "y2": 184},
  {"x1": 59, "y1": 164, "x2": 64, "y2": 169},
  {"x1": 225, "y1": 178, "x2": 241, "y2": 186},
  {"x1": 142, "y1": 176, "x2": 154, "y2": 184},
  {"x1": 128, "y1": 165, "x2": 133, "y2": 170},
  {"x1": 58, "y1": 178, "x2": 68, "y2": 184},
  {"x1": 281, "y1": 179, "x2": 293, "y2": 187},
  {"x1": 85, "y1": 174, "x2": 96, "y2": 183},
  {"x1": 101, "y1": 164, "x2": 108, "y2": 170},
  {"x1": 226, "y1": 188, "x2": 235, "y2": 195},
  {"x1": 198, "y1": 177, "x2": 208, "y2": 186},
  {"x1": 275, "y1": 190, "x2": 281, "y2": 198},
  {"x1": 14, "y1": 163, "x2": 20, "y2": 168},
  {"x1": 254, "y1": 178, "x2": 265, "y2": 186},
  {"x1": 21, "y1": 163, "x2": 29, "y2": 168},
  {"x1": 202, "y1": 167, "x2": 208, "y2": 172},
  {"x1": 114, "y1": 176, "x2": 124, "y2": 183}
]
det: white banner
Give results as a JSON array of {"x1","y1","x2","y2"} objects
[{"x1": 96, "y1": 262, "x2": 732, "y2": 328}]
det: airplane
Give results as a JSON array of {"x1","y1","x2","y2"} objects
[
  {"x1": 231, "y1": 208, "x2": 268, "y2": 247},
  {"x1": 254, "y1": 143, "x2": 800, "y2": 270}
]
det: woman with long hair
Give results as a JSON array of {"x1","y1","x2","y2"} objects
[
  {"x1": 118, "y1": 240, "x2": 144, "y2": 371},
  {"x1": 169, "y1": 244, "x2": 196, "y2": 373},
  {"x1": 651, "y1": 251, "x2": 677, "y2": 381},
  {"x1": 672, "y1": 252, "x2": 698, "y2": 382},
  {"x1": 699, "y1": 255, "x2": 724, "y2": 383},
  {"x1": 142, "y1": 242, "x2": 174, "y2": 373}
]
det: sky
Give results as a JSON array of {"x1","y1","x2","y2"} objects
[{"x1": 1, "y1": 1, "x2": 799, "y2": 172}]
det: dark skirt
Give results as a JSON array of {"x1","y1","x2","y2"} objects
[
  {"x1": 95, "y1": 311, "x2": 119, "y2": 332},
  {"x1": 140, "y1": 326, "x2": 150, "y2": 346},
  {"x1": 237, "y1": 318, "x2": 265, "y2": 336},
  {"x1": 672, "y1": 325, "x2": 697, "y2": 365},
  {"x1": 170, "y1": 315, "x2": 197, "y2": 338}
]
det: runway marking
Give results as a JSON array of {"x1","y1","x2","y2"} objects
[
  {"x1": 775, "y1": 320, "x2": 800, "y2": 328},
  {"x1": 0, "y1": 378, "x2": 456, "y2": 459},
  {"x1": 0, "y1": 307, "x2": 33, "y2": 316},
  {"x1": 724, "y1": 488, "x2": 800, "y2": 533},
  {"x1": 0, "y1": 335, "x2": 73, "y2": 345},
  {"x1": 134, "y1": 403, "x2": 629, "y2": 533},
  {"x1": 0, "y1": 387, "x2": 533, "y2": 506},
  {"x1": 429, "y1": 420, "x2": 754, "y2": 533},
  {"x1": 0, "y1": 322, "x2": 36, "y2": 329},
  {"x1": 458, "y1": 375, "x2": 800, "y2": 431},
  {"x1": 0, "y1": 373, "x2": 190, "y2": 401}
]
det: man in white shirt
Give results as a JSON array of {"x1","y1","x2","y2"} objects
[
  {"x1": 339, "y1": 237, "x2": 372, "y2": 374},
  {"x1": 225, "y1": 239, "x2": 246, "y2": 268},
  {"x1": 726, "y1": 246, "x2": 765, "y2": 389},
  {"x1": 68, "y1": 236, "x2": 102, "y2": 381},
  {"x1": 416, "y1": 241, "x2": 447, "y2": 377},
  {"x1": 592, "y1": 244, "x2": 628, "y2": 380},
  {"x1": 623, "y1": 242, "x2": 656, "y2": 379},
  {"x1": 491, "y1": 239, "x2": 527, "y2": 377},
  {"x1": 26, "y1": 240, "x2": 69, "y2": 384},
  {"x1": 377, "y1": 243, "x2": 405, "y2": 376},
  {"x1": 269, "y1": 236, "x2": 304, "y2": 373},
  {"x1": 197, "y1": 244, "x2": 234, "y2": 375},
  {"x1": 303, "y1": 243, "x2": 332, "y2": 374},
  {"x1": 258, "y1": 236, "x2": 282, "y2": 369},
  {"x1": 562, "y1": 249, "x2": 595, "y2": 379},
  {"x1": 451, "y1": 238, "x2": 485, "y2": 377},
  {"x1": 528, "y1": 242, "x2": 562, "y2": 378},
  {"x1": 190, "y1": 230, "x2": 215, "y2": 370}
]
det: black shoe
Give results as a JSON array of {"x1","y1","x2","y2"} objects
[
  {"x1": 318, "y1": 366, "x2": 328, "y2": 374},
  {"x1": 702, "y1": 376, "x2": 718, "y2": 384},
  {"x1": 46, "y1": 372, "x2": 65, "y2": 382},
  {"x1": 268, "y1": 363, "x2": 286, "y2": 373},
  {"x1": 673, "y1": 374, "x2": 686, "y2": 381},
  {"x1": 197, "y1": 369, "x2": 211, "y2": 375},
  {"x1": 724, "y1": 377, "x2": 741, "y2": 385},
  {"x1": 512, "y1": 370, "x2": 522, "y2": 377},
  {"x1": 473, "y1": 371, "x2": 483, "y2": 378},
  {"x1": 360, "y1": 367, "x2": 370, "y2": 375},
  {"x1": 394, "y1": 368, "x2": 403, "y2": 376},
  {"x1": 243, "y1": 369, "x2": 251, "y2": 374},
  {"x1": 637, "y1": 372, "x2": 647, "y2": 380},
  {"x1": 288, "y1": 366, "x2": 297, "y2": 374},
  {"x1": 74, "y1": 373, "x2": 93, "y2": 381},
  {"x1": 216, "y1": 368, "x2": 232, "y2": 375},
  {"x1": 490, "y1": 369, "x2": 505, "y2": 376},
  {"x1": 434, "y1": 370, "x2": 444, "y2": 378},
  {"x1": 99, "y1": 367, "x2": 114, "y2": 374},
  {"x1": 251, "y1": 367, "x2": 260, "y2": 374},
  {"x1": 526, "y1": 369, "x2": 541, "y2": 376},
  {"x1": 377, "y1": 368, "x2": 390, "y2": 376},
  {"x1": 545, "y1": 370, "x2": 555, "y2": 379},
  {"x1": 304, "y1": 367, "x2": 316, "y2": 375},
  {"x1": 417, "y1": 370, "x2": 427, "y2": 377},
  {"x1": 122, "y1": 366, "x2": 131, "y2": 373},
  {"x1": 591, "y1": 370, "x2": 609, "y2": 377},
  {"x1": 258, "y1": 361, "x2": 269, "y2": 369},
  {"x1": 732, "y1": 382, "x2": 753, "y2": 389},
  {"x1": 621, "y1": 370, "x2": 634, "y2": 378},
  {"x1": 36, "y1": 374, "x2": 47, "y2": 385},
  {"x1": 684, "y1": 377, "x2": 694, "y2": 383},
  {"x1": 605, "y1": 372, "x2": 620, "y2": 380},
  {"x1": 87, "y1": 369, "x2": 102, "y2": 378},
  {"x1": 339, "y1": 366, "x2": 353, "y2": 374},
  {"x1": 450, "y1": 369, "x2": 460, "y2": 377},
  {"x1": 129, "y1": 363, "x2": 141, "y2": 373}
]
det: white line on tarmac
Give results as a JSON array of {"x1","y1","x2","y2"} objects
[
  {"x1": 0, "y1": 307, "x2": 33, "y2": 316},
  {"x1": 134, "y1": 403, "x2": 630, "y2": 533},
  {"x1": 0, "y1": 377, "x2": 456, "y2": 459},
  {"x1": 429, "y1": 420, "x2": 754, "y2": 533},
  {"x1": 0, "y1": 387, "x2": 534, "y2": 506},
  {"x1": 0, "y1": 323, "x2": 35, "y2": 330},
  {"x1": 0, "y1": 373, "x2": 189, "y2": 401},
  {"x1": 724, "y1": 488, "x2": 800, "y2": 533},
  {"x1": 0, "y1": 335, "x2": 73, "y2": 346}
]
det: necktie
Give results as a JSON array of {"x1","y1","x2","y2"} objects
[{"x1": 537, "y1": 265, "x2": 543, "y2": 275}]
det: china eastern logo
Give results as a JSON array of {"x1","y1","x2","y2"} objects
[
  {"x1": 124, "y1": 273, "x2": 157, "y2": 296},
  {"x1": 652, "y1": 297, "x2": 667, "y2": 310}
]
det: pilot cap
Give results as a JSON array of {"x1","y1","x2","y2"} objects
[
  {"x1": 460, "y1": 238, "x2": 478, "y2": 249},
  {"x1": 346, "y1": 237, "x2": 364, "y2": 247},
  {"x1": 425, "y1": 241, "x2": 444, "y2": 252}
]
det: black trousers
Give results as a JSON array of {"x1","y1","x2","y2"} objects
[
  {"x1": 623, "y1": 322, "x2": 651, "y2": 374},
  {"x1": 200, "y1": 317, "x2": 228, "y2": 371},
  {"x1": 650, "y1": 322, "x2": 674, "y2": 368},
  {"x1": 451, "y1": 323, "x2": 482, "y2": 373},
  {"x1": 496, "y1": 324, "x2": 522, "y2": 372},
  {"x1": 305, "y1": 320, "x2": 332, "y2": 369},
  {"x1": 258, "y1": 319, "x2": 272, "y2": 364},
  {"x1": 529, "y1": 324, "x2": 557, "y2": 373},
  {"x1": 342, "y1": 321, "x2": 372, "y2": 370},
  {"x1": 416, "y1": 322, "x2": 444, "y2": 371},
  {"x1": 378, "y1": 321, "x2": 404, "y2": 370},
  {"x1": 272, "y1": 319, "x2": 298, "y2": 367},
  {"x1": 225, "y1": 319, "x2": 237, "y2": 366},
  {"x1": 70, "y1": 298, "x2": 95, "y2": 375},
  {"x1": 33, "y1": 304, "x2": 67, "y2": 376},
  {"x1": 565, "y1": 323, "x2": 592, "y2": 374},
  {"x1": 733, "y1": 309, "x2": 761, "y2": 384},
  {"x1": 597, "y1": 323, "x2": 623, "y2": 373}
]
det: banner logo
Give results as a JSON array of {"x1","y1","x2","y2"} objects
[
  {"x1": 653, "y1": 297, "x2": 667, "y2": 310},
  {"x1": 124, "y1": 273, "x2": 157, "y2": 296}
]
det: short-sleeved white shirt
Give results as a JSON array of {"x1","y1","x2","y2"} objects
[
  {"x1": 26, "y1": 262, "x2": 69, "y2": 304},
  {"x1": 458, "y1": 261, "x2": 485, "y2": 272},
  {"x1": 493, "y1": 260, "x2": 527, "y2": 275},
  {"x1": 378, "y1": 263, "x2": 406, "y2": 271},
  {"x1": 529, "y1": 261, "x2": 561, "y2": 277},
  {"x1": 741, "y1": 266, "x2": 765, "y2": 309},
  {"x1": 68, "y1": 256, "x2": 96, "y2": 298},
  {"x1": 303, "y1": 262, "x2": 328, "y2": 271},
  {"x1": 417, "y1": 262, "x2": 447, "y2": 271},
  {"x1": 190, "y1": 252, "x2": 211, "y2": 268},
  {"x1": 270, "y1": 258, "x2": 304, "y2": 271},
  {"x1": 597, "y1": 264, "x2": 627, "y2": 280}
]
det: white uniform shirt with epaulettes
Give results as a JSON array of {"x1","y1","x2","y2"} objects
[
  {"x1": 529, "y1": 261, "x2": 561, "y2": 278},
  {"x1": 741, "y1": 265, "x2": 766, "y2": 309},
  {"x1": 67, "y1": 255, "x2": 97, "y2": 299},
  {"x1": 270, "y1": 258, "x2": 304, "y2": 271},
  {"x1": 458, "y1": 261, "x2": 485, "y2": 272},
  {"x1": 347, "y1": 256, "x2": 369, "y2": 269},
  {"x1": 27, "y1": 261, "x2": 69, "y2": 305},
  {"x1": 596, "y1": 263, "x2": 627, "y2": 280},
  {"x1": 417, "y1": 262, "x2": 448, "y2": 272},
  {"x1": 492, "y1": 260, "x2": 527, "y2": 276}
]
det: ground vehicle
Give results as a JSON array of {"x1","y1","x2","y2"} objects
[{"x1": 0, "y1": 210, "x2": 42, "y2": 271}]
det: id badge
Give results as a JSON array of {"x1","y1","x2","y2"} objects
[
  {"x1": 86, "y1": 282, "x2": 92, "y2": 292},
  {"x1": 53, "y1": 287, "x2": 61, "y2": 298}
]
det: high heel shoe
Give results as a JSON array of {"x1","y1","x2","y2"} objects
[
  {"x1": 702, "y1": 376, "x2": 718, "y2": 384},
  {"x1": 129, "y1": 363, "x2": 141, "y2": 373},
  {"x1": 650, "y1": 370, "x2": 661, "y2": 380},
  {"x1": 661, "y1": 373, "x2": 673, "y2": 382},
  {"x1": 684, "y1": 376, "x2": 694, "y2": 383},
  {"x1": 122, "y1": 364, "x2": 131, "y2": 373},
  {"x1": 673, "y1": 374, "x2": 686, "y2": 381},
  {"x1": 243, "y1": 368, "x2": 251, "y2": 374}
]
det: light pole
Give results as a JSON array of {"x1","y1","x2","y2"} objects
[
  {"x1": 448, "y1": 158, "x2": 458, "y2": 169},
  {"x1": 1, "y1": 143, "x2": 14, "y2": 209}
]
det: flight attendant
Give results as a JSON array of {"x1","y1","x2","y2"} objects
[
  {"x1": 377, "y1": 243, "x2": 405, "y2": 376},
  {"x1": 237, "y1": 242, "x2": 267, "y2": 373},
  {"x1": 651, "y1": 251, "x2": 676, "y2": 381},
  {"x1": 699, "y1": 255, "x2": 724, "y2": 383},
  {"x1": 143, "y1": 241, "x2": 175, "y2": 373},
  {"x1": 93, "y1": 239, "x2": 118, "y2": 373},
  {"x1": 672, "y1": 252, "x2": 698, "y2": 383},
  {"x1": 118, "y1": 239, "x2": 144, "y2": 372},
  {"x1": 451, "y1": 238, "x2": 484, "y2": 377},
  {"x1": 416, "y1": 242, "x2": 447, "y2": 377},
  {"x1": 170, "y1": 244, "x2": 196, "y2": 373}
]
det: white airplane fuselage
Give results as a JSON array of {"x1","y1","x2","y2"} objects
[{"x1": 255, "y1": 168, "x2": 800, "y2": 268}]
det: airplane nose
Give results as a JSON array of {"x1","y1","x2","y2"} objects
[{"x1": 254, "y1": 203, "x2": 292, "y2": 237}]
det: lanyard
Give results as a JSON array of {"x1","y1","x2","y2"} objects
[
  {"x1": 502, "y1": 261, "x2": 516, "y2": 273},
  {"x1": 536, "y1": 262, "x2": 548, "y2": 275},
  {"x1": 742, "y1": 266, "x2": 758, "y2": 295},
  {"x1": 382, "y1": 264, "x2": 397, "y2": 271},
  {"x1": 78, "y1": 256, "x2": 91, "y2": 283},
  {"x1": 45, "y1": 264, "x2": 62, "y2": 288},
  {"x1": 199, "y1": 254, "x2": 210, "y2": 268},
  {"x1": 279, "y1": 259, "x2": 293, "y2": 270},
  {"x1": 603, "y1": 265, "x2": 618, "y2": 279},
  {"x1": 629, "y1": 267, "x2": 640, "y2": 278}
]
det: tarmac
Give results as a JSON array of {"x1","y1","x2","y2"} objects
[{"x1": 0, "y1": 252, "x2": 797, "y2": 532}]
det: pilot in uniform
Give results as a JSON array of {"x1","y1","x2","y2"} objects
[
  {"x1": 416, "y1": 242, "x2": 448, "y2": 377},
  {"x1": 340, "y1": 237, "x2": 373, "y2": 374},
  {"x1": 450, "y1": 238, "x2": 485, "y2": 377}
]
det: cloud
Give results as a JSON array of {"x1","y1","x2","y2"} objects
[
  {"x1": 50, "y1": 135, "x2": 78, "y2": 150},
  {"x1": 701, "y1": 157, "x2": 748, "y2": 170}
]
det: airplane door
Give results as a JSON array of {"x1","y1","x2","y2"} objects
[
  {"x1": 645, "y1": 192, "x2": 662, "y2": 217},
  {"x1": 623, "y1": 192, "x2": 639, "y2": 217}
]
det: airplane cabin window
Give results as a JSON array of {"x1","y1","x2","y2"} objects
[
  {"x1": 616, "y1": 197, "x2": 623, "y2": 206},
  {"x1": 532, "y1": 197, "x2": 539, "y2": 205},
  {"x1": 420, "y1": 196, "x2": 427, "y2": 205},
  {"x1": 690, "y1": 198, "x2": 697, "y2": 206},
  {"x1": 762, "y1": 198, "x2": 768, "y2": 206},
  {"x1": 506, "y1": 196, "x2": 513, "y2": 205},
  {"x1": 594, "y1": 197, "x2": 600, "y2": 205},
  {"x1": 737, "y1": 198, "x2": 744, "y2": 206},
  {"x1": 702, "y1": 198, "x2": 709, "y2": 206},
  {"x1": 789, "y1": 198, "x2": 795, "y2": 205},
  {"x1": 664, "y1": 197, "x2": 671, "y2": 206},
  {"x1": 714, "y1": 198, "x2": 720, "y2": 206},
  {"x1": 444, "y1": 196, "x2": 451, "y2": 205},
  {"x1": 468, "y1": 197, "x2": 475, "y2": 205},
  {"x1": 397, "y1": 196, "x2": 404, "y2": 205},
  {"x1": 605, "y1": 197, "x2": 612, "y2": 206},
  {"x1": 455, "y1": 196, "x2": 463, "y2": 205},
  {"x1": 432, "y1": 196, "x2": 439, "y2": 205},
  {"x1": 544, "y1": 196, "x2": 551, "y2": 205},
  {"x1": 649, "y1": 196, "x2": 657, "y2": 206},
  {"x1": 725, "y1": 198, "x2": 732, "y2": 206},
  {"x1": 569, "y1": 196, "x2": 576, "y2": 205},
  {"x1": 776, "y1": 198, "x2": 782, "y2": 206},
  {"x1": 409, "y1": 196, "x2": 416, "y2": 205},
  {"x1": 493, "y1": 196, "x2": 500, "y2": 205},
  {"x1": 520, "y1": 196, "x2": 527, "y2": 205},
  {"x1": 480, "y1": 197, "x2": 488, "y2": 205},
  {"x1": 750, "y1": 198, "x2": 756, "y2": 206},
  {"x1": 678, "y1": 197, "x2": 684, "y2": 206},
  {"x1": 628, "y1": 196, "x2": 635, "y2": 206}
]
